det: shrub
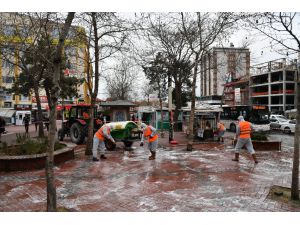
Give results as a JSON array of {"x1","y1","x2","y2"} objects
[
  {"x1": 16, "y1": 133, "x2": 30, "y2": 144},
  {"x1": 251, "y1": 131, "x2": 268, "y2": 141},
  {"x1": 0, "y1": 136, "x2": 66, "y2": 156},
  {"x1": 0, "y1": 141, "x2": 8, "y2": 155}
]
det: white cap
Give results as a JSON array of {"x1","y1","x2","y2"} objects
[
  {"x1": 237, "y1": 116, "x2": 245, "y2": 121},
  {"x1": 140, "y1": 123, "x2": 147, "y2": 129}
]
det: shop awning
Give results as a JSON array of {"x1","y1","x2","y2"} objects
[{"x1": 0, "y1": 108, "x2": 16, "y2": 118}]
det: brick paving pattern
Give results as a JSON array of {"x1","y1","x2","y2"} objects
[{"x1": 0, "y1": 132, "x2": 299, "y2": 212}]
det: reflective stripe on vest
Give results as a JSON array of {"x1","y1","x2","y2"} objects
[
  {"x1": 239, "y1": 121, "x2": 251, "y2": 138},
  {"x1": 144, "y1": 126, "x2": 158, "y2": 142},
  {"x1": 95, "y1": 126, "x2": 110, "y2": 140}
]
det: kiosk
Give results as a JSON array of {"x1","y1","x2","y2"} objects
[{"x1": 15, "y1": 111, "x2": 32, "y2": 126}]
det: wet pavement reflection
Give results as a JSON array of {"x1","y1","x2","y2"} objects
[{"x1": 0, "y1": 133, "x2": 299, "y2": 212}]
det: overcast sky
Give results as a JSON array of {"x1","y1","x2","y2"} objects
[{"x1": 2, "y1": 1, "x2": 299, "y2": 100}]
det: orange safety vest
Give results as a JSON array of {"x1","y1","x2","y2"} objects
[
  {"x1": 218, "y1": 122, "x2": 225, "y2": 131},
  {"x1": 95, "y1": 126, "x2": 110, "y2": 141},
  {"x1": 144, "y1": 126, "x2": 158, "y2": 142},
  {"x1": 83, "y1": 112, "x2": 89, "y2": 119},
  {"x1": 239, "y1": 121, "x2": 251, "y2": 138}
]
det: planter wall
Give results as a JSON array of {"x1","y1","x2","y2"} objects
[
  {"x1": 233, "y1": 140, "x2": 281, "y2": 151},
  {"x1": 0, "y1": 142, "x2": 75, "y2": 172}
]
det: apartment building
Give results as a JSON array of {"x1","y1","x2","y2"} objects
[
  {"x1": 223, "y1": 77, "x2": 249, "y2": 106},
  {"x1": 200, "y1": 44, "x2": 250, "y2": 99},
  {"x1": 250, "y1": 58, "x2": 297, "y2": 114},
  {"x1": 0, "y1": 13, "x2": 89, "y2": 110}
]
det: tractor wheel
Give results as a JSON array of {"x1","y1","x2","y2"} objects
[
  {"x1": 123, "y1": 140, "x2": 133, "y2": 149},
  {"x1": 58, "y1": 128, "x2": 65, "y2": 141},
  {"x1": 283, "y1": 127, "x2": 291, "y2": 134},
  {"x1": 70, "y1": 123, "x2": 85, "y2": 144},
  {"x1": 105, "y1": 139, "x2": 116, "y2": 151}
]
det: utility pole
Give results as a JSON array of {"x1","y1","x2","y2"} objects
[
  {"x1": 291, "y1": 51, "x2": 300, "y2": 200},
  {"x1": 168, "y1": 73, "x2": 173, "y2": 142}
]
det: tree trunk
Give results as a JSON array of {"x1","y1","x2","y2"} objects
[
  {"x1": 86, "y1": 13, "x2": 100, "y2": 155},
  {"x1": 46, "y1": 100, "x2": 57, "y2": 212},
  {"x1": 85, "y1": 104, "x2": 94, "y2": 155},
  {"x1": 187, "y1": 54, "x2": 199, "y2": 151},
  {"x1": 291, "y1": 57, "x2": 300, "y2": 200},
  {"x1": 159, "y1": 97, "x2": 164, "y2": 137},
  {"x1": 33, "y1": 85, "x2": 44, "y2": 137},
  {"x1": 173, "y1": 81, "x2": 182, "y2": 131},
  {"x1": 61, "y1": 98, "x2": 65, "y2": 136},
  {"x1": 45, "y1": 12, "x2": 75, "y2": 212}
]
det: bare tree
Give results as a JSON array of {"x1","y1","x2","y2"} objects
[
  {"x1": 105, "y1": 58, "x2": 138, "y2": 100},
  {"x1": 135, "y1": 13, "x2": 193, "y2": 134},
  {"x1": 179, "y1": 12, "x2": 239, "y2": 150},
  {"x1": 142, "y1": 80, "x2": 154, "y2": 103},
  {"x1": 78, "y1": 13, "x2": 134, "y2": 155},
  {"x1": 246, "y1": 12, "x2": 300, "y2": 200}
]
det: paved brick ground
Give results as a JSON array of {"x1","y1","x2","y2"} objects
[{"x1": 0, "y1": 132, "x2": 299, "y2": 212}]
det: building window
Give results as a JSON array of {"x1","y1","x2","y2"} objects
[
  {"x1": 69, "y1": 63, "x2": 77, "y2": 70},
  {"x1": 2, "y1": 59, "x2": 14, "y2": 69},
  {"x1": 2, "y1": 46, "x2": 15, "y2": 55},
  {"x1": 67, "y1": 29, "x2": 76, "y2": 39},
  {"x1": 65, "y1": 47, "x2": 77, "y2": 57},
  {"x1": 4, "y1": 102, "x2": 12, "y2": 108},
  {"x1": 2, "y1": 76, "x2": 14, "y2": 83},
  {"x1": 20, "y1": 95, "x2": 29, "y2": 101},
  {"x1": 19, "y1": 26, "x2": 29, "y2": 37},
  {"x1": 3, "y1": 25, "x2": 15, "y2": 36},
  {"x1": 51, "y1": 28, "x2": 60, "y2": 38},
  {"x1": 4, "y1": 94, "x2": 12, "y2": 101}
]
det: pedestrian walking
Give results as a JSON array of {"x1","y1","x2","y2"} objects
[
  {"x1": 23, "y1": 115, "x2": 30, "y2": 134},
  {"x1": 0, "y1": 116, "x2": 6, "y2": 142},
  {"x1": 140, "y1": 123, "x2": 158, "y2": 160},
  {"x1": 217, "y1": 120, "x2": 225, "y2": 142},
  {"x1": 92, "y1": 123, "x2": 115, "y2": 161},
  {"x1": 43, "y1": 116, "x2": 49, "y2": 131},
  {"x1": 232, "y1": 116, "x2": 258, "y2": 163}
]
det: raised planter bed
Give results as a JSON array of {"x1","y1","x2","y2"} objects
[
  {"x1": 233, "y1": 139, "x2": 281, "y2": 151},
  {"x1": 0, "y1": 142, "x2": 76, "y2": 172}
]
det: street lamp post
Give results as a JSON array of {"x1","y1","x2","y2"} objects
[{"x1": 168, "y1": 85, "x2": 173, "y2": 142}]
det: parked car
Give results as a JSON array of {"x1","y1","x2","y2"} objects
[
  {"x1": 281, "y1": 119, "x2": 296, "y2": 134},
  {"x1": 269, "y1": 118, "x2": 290, "y2": 130},
  {"x1": 269, "y1": 114, "x2": 288, "y2": 120}
]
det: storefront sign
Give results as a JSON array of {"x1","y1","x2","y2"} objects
[
  {"x1": 32, "y1": 96, "x2": 48, "y2": 103},
  {"x1": 234, "y1": 88, "x2": 241, "y2": 104}
]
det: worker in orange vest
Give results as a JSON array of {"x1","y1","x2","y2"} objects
[
  {"x1": 233, "y1": 116, "x2": 258, "y2": 163},
  {"x1": 83, "y1": 111, "x2": 89, "y2": 119},
  {"x1": 217, "y1": 120, "x2": 226, "y2": 142},
  {"x1": 140, "y1": 123, "x2": 158, "y2": 160},
  {"x1": 92, "y1": 123, "x2": 115, "y2": 161}
]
